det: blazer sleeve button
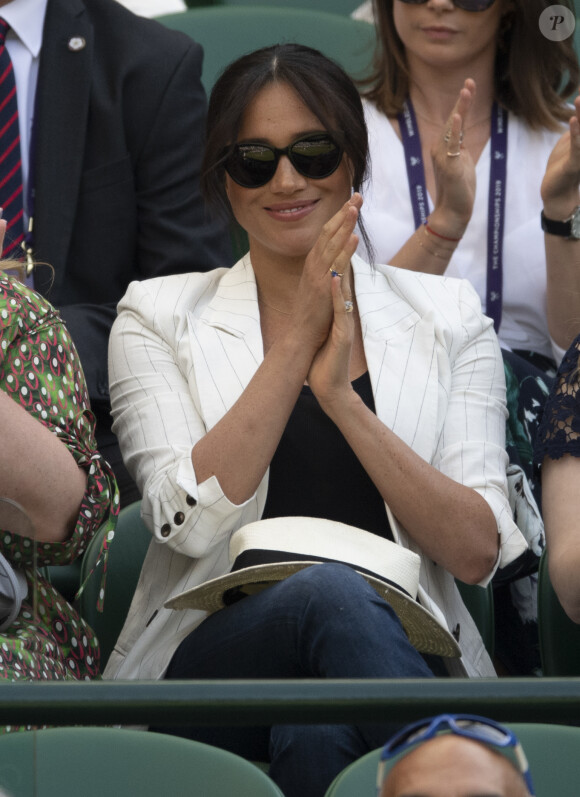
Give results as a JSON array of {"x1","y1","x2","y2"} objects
[
  {"x1": 160, "y1": 523, "x2": 171, "y2": 538},
  {"x1": 174, "y1": 511, "x2": 185, "y2": 526},
  {"x1": 186, "y1": 495, "x2": 197, "y2": 507}
]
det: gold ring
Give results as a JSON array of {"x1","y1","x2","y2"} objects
[
  {"x1": 444, "y1": 131, "x2": 464, "y2": 144},
  {"x1": 330, "y1": 268, "x2": 344, "y2": 278},
  {"x1": 344, "y1": 300, "x2": 354, "y2": 313}
]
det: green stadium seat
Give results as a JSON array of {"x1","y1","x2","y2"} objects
[
  {"x1": 79, "y1": 500, "x2": 150, "y2": 669},
  {"x1": 156, "y1": 6, "x2": 378, "y2": 94},
  {"x1": 183, "y1": 0, "x2": 365, "y2": 15},
  {"x1": 456, "y1": 580, "x2": 495, "y2": 659},
  {"x1": 324, "y1": 722, "x2": 580, "y2": 797},
  {"x1": 538, "y1": 549, "x2": 580, "y2": 676},
  {"x1": 0, "y1": 726, "x2": 283, "y2": 796}
]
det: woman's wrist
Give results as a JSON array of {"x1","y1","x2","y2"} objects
[
  {"x1": 418, "y1": 221, "x2": 461, "y2": 260},
  {"x1": 541, "y1": 198, "x2": 580, "y2": 222},
  {"x1": 316, "y1": 383, "x2": 361, "y2": 425},
  {"x1": 424, "y1": 223, "x2": 461, "y2": 242},
  {"x1": 426, "y1": 210, "x2": 468, "y2": 243}
]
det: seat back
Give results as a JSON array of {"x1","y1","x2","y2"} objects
[
  {"x1": 0, "y1": 726, "x2": 284, "y2": 797},
  {"x1": 184, "y1": 0, "x2": 365, "y2": 14},
  {"x1": 324, "y1": 722, "x2": 580, "y2": 797},
  {"x1": 157, "y1": 6, "x2": 378, "y2": 94},
  {"x1": 456, "y1": 580, "x2": 495, "y2": 659},
  {"x1": 79, "y1": 500, "x2": 150, "y2": 669},
  {"x1": 538, "y1": 549, "x2": 580, "y2": 676}
]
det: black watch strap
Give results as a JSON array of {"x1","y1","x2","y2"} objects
[
  {"x1": 541, "y1": 210, "x2": 572, "y2": 237},
  {"x1": 541, "y1": 207, "x2": 580, "y2": 239}
]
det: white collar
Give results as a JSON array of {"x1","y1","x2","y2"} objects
[{"x1": 1, "y1": 0, "x2": 48, "y2": 58}]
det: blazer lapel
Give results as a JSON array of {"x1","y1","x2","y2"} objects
[
  {"x1": 190, "y1": 255, "x2": 440, "y2": 467},
  {"x1": 34, "y1": 0, "x2": 93, "y2": 295},
  {"x1": 187, "y1": 256, "x2": 265, "y2": 432},
  {"x1": 353, "y1": 256, "x2": 439, "y2": 463}
]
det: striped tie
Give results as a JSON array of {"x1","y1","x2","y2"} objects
[{"x1": 0, "y1": 19, "x2": 23, "y2": 260}]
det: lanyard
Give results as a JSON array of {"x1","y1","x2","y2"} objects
[{"x1": 397, "y1": 99, "x2": 508, "y2": 332}]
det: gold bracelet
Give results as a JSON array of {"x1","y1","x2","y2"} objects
[{"x1": 418, "y1": 239, "x2": 447, "y2": 258}]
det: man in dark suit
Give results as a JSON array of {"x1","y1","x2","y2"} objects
[{"x1": 1, "y1": 0, "x2": 231, "y2": 504}]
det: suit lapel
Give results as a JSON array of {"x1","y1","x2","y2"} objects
[
  {"x1": 34, "y1": 0, "x2": 93, "y2": 295},
  {"x1": 353, "y1": 256, "x2": 439, "y2": 463},
  {"x1": 190, "y1": 255, "x2": 440, "y2": 463},
  {"x1": 187, "y1": 256, "x2": 265, "y2": 432}
]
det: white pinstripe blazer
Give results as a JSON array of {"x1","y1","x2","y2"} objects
[{"x1": 104, "y1": 254, "x2": 528, "y2": 681}]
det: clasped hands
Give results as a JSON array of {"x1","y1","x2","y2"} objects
[{"x1": 290, "y1": 192, "x2": 361, "y2": 407}]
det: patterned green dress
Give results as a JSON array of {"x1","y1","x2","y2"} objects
[{"x1": 0, "y1": 276, "x2": 118, "y2": 687}]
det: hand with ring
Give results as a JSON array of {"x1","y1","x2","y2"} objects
[
  {"x1": 293, "y1": 193, "x2": 362, "y2": 351},
  {"x1": 429, "y1": 78, "x2": 477, "y2": 240},
  {"x1": 307, "y1": 202, "x2": 360, "y2": 407}
]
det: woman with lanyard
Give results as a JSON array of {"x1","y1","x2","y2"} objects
[{"x1": 358, "y1": 0, "x2": 580, "y2": 675}]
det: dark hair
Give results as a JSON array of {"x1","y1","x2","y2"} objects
[
  {"x1": 201, "y1": 43, "x2": 374, "y2": 259},
  {"x1": 362, "y1": 0, "x2": 579, "y2": 130}
]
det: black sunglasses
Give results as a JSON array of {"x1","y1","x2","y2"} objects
[
  {"x1": 224, "y1": 133, "x2": 343, "y2": 189},
  {"x1": 397, "y1": 0, "x2": 496, "y2": 11}
]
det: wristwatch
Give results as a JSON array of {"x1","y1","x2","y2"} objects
[{"x1": 541, "y1": 206, "x2": 580, "y2": 239}]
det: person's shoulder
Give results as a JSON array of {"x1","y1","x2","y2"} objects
[
  {"x1": 118, "y1": 267, "x2": 230, "y2": 319},
  {"x1": 357, "y1": 257, "x2": 488, "y2": 337},
  {"x1": 361, "y1": 97, "x2": 391, "y2": 129},
  {"x1": 0, "y1": 276, "x2": 61, "y2": 334},
  {"x1": 114, "y1": 266, "x2": 236, "y2": 346},
  {"x1": 373, "y1": 258, "x2": 479, "y2": 303}
]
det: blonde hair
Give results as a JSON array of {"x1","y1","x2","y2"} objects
[{"x1": 0, "y1": 259, "x2": 55, "y2": 287}]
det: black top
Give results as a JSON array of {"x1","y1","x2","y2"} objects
[
  {"x1": 262, "y1": 371, "x2": 393, "y2": 541},
  {"x1": 534, "y1": 333, "x2": 580, "y2": 467}
]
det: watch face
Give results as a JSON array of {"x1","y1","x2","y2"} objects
[{"x1": 571, "y1": 210, "x2": 580, "y2": 239}]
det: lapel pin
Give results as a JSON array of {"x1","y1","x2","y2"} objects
[{"x1": 68, "y1": 36, "x2": 86, "y2": 52}]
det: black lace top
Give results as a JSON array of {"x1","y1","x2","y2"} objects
[{"x1": 534, "y1": 333, "x2": 580, "y2": 466}]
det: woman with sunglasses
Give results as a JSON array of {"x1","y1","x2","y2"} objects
[
  {"x1": 358, "y1": 0, "x2": 580, "y2": 675},
  {"x1": 105, "y1": 43, "x2": 527, "y2": 797}
]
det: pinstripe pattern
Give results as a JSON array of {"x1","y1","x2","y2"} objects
[
  {"x1": 0, "y1": 19, "x2": 23, "y2": 259},
  {"x1": 105, "y1": 255, "x2": 528, "y2": 682}
]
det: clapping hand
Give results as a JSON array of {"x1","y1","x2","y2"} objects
[
  {"x1": 429, "y1": 78, "x2": 477, "y2": 239},
  {"x1": 306, "y1": 194, "x2": 361, "y2": 407},
  {"x1": 541, "y1": 92, "x2": 580, "y2": 219}
]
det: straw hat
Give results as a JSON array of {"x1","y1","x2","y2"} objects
[{"x1": 165, "y1": 516, "x2": 461, "y2": 658}]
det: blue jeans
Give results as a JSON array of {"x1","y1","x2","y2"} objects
[{"x1": 154, "y1": 563, "x2": 436, "y2": 797}]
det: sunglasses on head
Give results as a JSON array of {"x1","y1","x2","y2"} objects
[
  {"x1": 376, "y1": 714, "x2": 535, "y2": 796},
  {"x1": 224, "y1": 133, "x2": 343, "y2": 189},
  {"x1": 397, "y1": 0, "x2": 496, "y2": 11}
]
